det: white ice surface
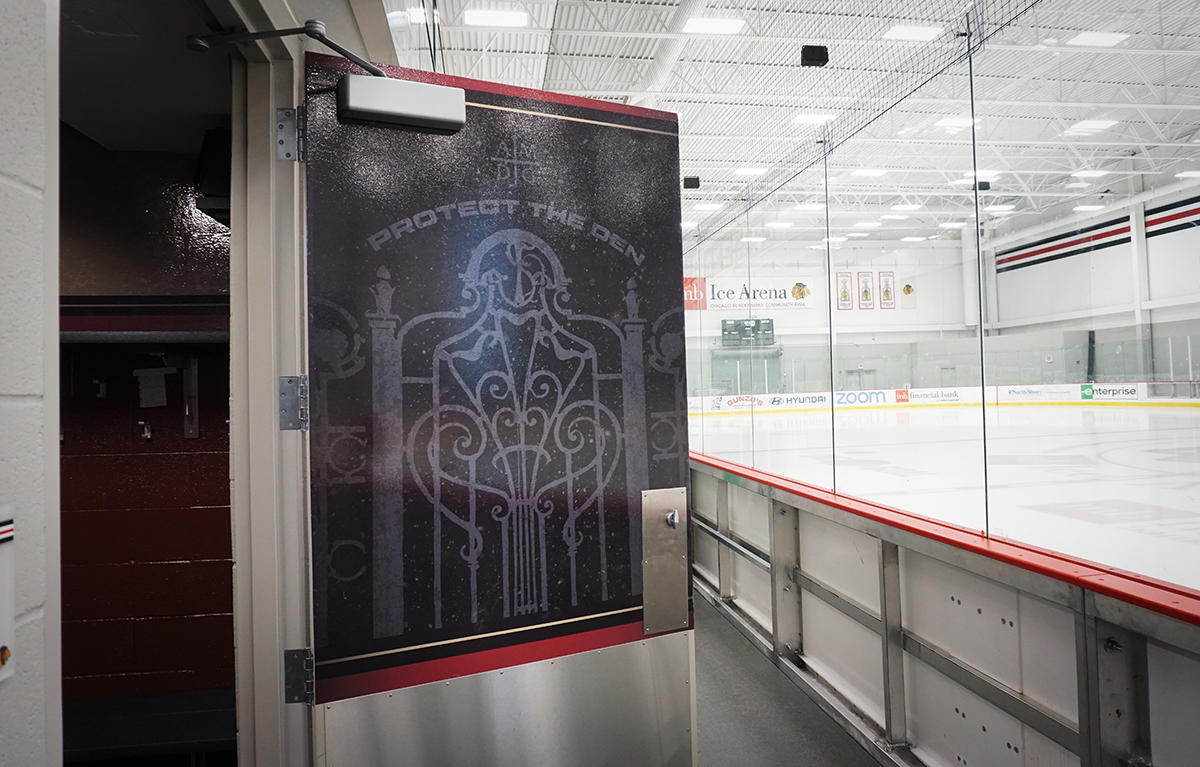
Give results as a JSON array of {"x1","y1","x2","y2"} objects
[{"x1": 690, "y1": 404, "x2": 1200, "y2": 590}]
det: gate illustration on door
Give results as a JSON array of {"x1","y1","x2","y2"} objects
[
  {"x1": 367, "y1": 228, "x2": 646, "y2": 634},
  {"x1": 304, "y1": 54, "x2": 693, "y2": 766}
]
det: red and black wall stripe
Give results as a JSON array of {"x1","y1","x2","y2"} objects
[
  {"x1": 995, "y1": 216, "x2": 1131, "y2": 274},
  {"x1": 1145, "y1": 193, "x2": 1200, "y2": 239}
]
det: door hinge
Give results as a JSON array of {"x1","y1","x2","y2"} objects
[
  {"x1": 283, "y1": 648, "x2": 315, "y2": 705},
  {"x1": 279, "y1": 375, "x2": 309, "y2": 431},
  {"x1": 277, "y1": 105, "x2": 305, "y2": 162}
]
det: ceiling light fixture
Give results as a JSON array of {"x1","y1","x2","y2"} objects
[
  {"x1": 936, "y1": 117, "x2": 977, "y2": 135},
  {"x1": 854, "y1": 221, "x2": 882, "y2": 228},
  {"x1": 406, "y1": 7, "x2": 428, "y2": 23},
  {"x1": 793, "y1": 113, "x2": 837, "y2": 125},
  {"x1": 1071, "y1": 170, "x2": 1109, "y2": 178},
  {"x1": 985, "y1": 204, "x2": 1015, "y2": 212},
  {"x1": 902, "y1": 236, "x2": 927, "y2": 242},
  {"x1": 1064, "y1": 119, "x2": 1118, "y2": 137},
  {"x1": 1073, "y1": 205, "x2": 1104, "y2": 211},
  {"x1": 881, "y1": 214, "x2": 909, "y2": 220},
  {"x1": 936, "y1": 117, "x2": 977, "y2": 128},
  {"x1": 883, "y1": 25, "x2": 944, "y2": 41},
  {"x1": 1065, "y1": 182, "x2": 1090, "y2": 188},
  {"x1": 683, "y1": 17, "x2": 746, "y2": 34},
  {"x1": 681, "y1": 221, "x2": 698, "y2": 228},
  {"x1": 741, "y1": 236, "x2": 766, "y2": 242},
  {"x1": 847, "y1": 233, "x2": 870, "y2": 237},
  {"x1": 939, "y1": 222, "x2": 967, "y2": 228},
  {"x1": 764, "y1": 222, "x2": 793, "y2": 228},
  {"x1": 851, "y1": 169, "x2": 887, "y2": 177},
  {"x1": 891, "y1": 204, "x2": 922, "y2": 211},
  {"x1": 823, "y1": 236, "x2": 848, "y2": 243},
  {"x1": 464, "y1": 9, "x2": 528, "y2": 26},
  {"x1": 794, "y1": 203, "x2": 825, "y2": 210},
  {"x1": 1065, "y1": 32, "x2": 1129, "y2": 47},
  {"x1": 1175, "y1": 171, "x2": 1200, "y2": 178}
]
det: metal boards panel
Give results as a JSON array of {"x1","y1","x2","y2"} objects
[
  {"x1": 323, "y1": 630, "x2": 694, "y2": 767},
  {"x1": 801, "y1": 592, "x2": 885, "y2": 727},
  {"x1": 901, "y1": 548, "x2": 1022, "y2": 692},
  {"x1": 642, "y1": 487, "x2": 688, "y2": 635}
]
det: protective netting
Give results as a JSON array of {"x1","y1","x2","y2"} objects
[{"x1": 668, "y1": 0, "x2": 1047, "y2": 245}]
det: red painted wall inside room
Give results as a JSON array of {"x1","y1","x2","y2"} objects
[{"x1": 60, "y1": 344, "x2": 233, "y2": 699}]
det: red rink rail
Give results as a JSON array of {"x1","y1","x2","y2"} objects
[{"x1": 690, "y1": 451, "x2": 1200, "y2": 629}]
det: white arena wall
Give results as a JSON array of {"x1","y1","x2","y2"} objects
[{"x1": 684, "y1": 183, "x2": 1200, "y2": 396}]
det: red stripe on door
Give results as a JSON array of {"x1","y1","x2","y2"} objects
[{"x1": 315, "y1": 620, "x2": 663, "y2": 703}]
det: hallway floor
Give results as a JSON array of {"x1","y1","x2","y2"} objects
[{"x1": 695, "y1": 597, "x2": 878, "y2": 767}]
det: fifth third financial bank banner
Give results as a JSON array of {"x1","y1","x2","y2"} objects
[{"x1": 304, "y1": 54, "x2": 689, "y2": 699}]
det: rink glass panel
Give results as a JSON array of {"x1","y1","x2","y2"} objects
[
  {"x1": 824, "y1": 58, "x2": 987, "y2": 533},
  {"x1": 681, "y1": 5, "x2": 1200, "y2": 591},
  {"x1": 683, "y1": 172, "x2": 835, "y2": 493},
  {"x1": 974, "y1": 42, "x2": 1200, "y2": 590}
]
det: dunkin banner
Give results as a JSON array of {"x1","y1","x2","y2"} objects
[{"x1": 304, "y1": 55, "x2": 689, "y2": 700}]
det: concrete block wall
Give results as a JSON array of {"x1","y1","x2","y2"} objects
[{"x1": 0, "y1": 0, "x2": 61, "y2": 764}]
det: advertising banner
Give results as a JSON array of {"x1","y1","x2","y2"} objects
[
  {"x1": 892, "y1": 387, "x2": 983, "y2": 406},
  {"x1": 305, "y1": 55, "x2": 688, "y2": 700},
  {"x1": 690, "y1": 383, "x2": 1166, "y2": 415},
  {"x1": 682, "y1": 276, "x2": 816, "y2": 310},
  {"x1": 1080, "y1": 383, "x2": 1142, "y2": 401},
  {"x1": 995, "y1": 384, "x2": 1082, "y2": 403}
]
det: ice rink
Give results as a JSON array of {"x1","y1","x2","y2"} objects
[{"x1": 690, "y1": 402, "x2": 1200, "y2": 591}]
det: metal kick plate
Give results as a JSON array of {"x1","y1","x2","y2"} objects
[
  {"x1": 642, "y1": 486, "x2": 689, "y2": 635},
  {"x1": 324, "y1": 630, "x2": 694, "y2": 767}
]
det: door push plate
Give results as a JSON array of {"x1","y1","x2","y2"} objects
[{"x1": 642, "y1": 486, "x2": 689, "y2": 636}]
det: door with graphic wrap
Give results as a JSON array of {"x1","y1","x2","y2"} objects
[{"x1": 303, "y1": 54, "x2": 693, "y2": 766}]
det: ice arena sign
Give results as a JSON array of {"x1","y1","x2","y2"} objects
[{"x1": 684, "y1": 277, "x2": 816, "y2": 310}]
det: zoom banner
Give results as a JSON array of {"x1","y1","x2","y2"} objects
[{"x1": 305, "y1": 54, "x2": 688, "y2": 699}]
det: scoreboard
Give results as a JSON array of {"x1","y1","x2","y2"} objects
[{"x1": 721, "y1": 318, "x2": 774, "y2": 347}]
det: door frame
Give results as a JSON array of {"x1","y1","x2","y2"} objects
[{"x1": 213, "y1": 0, "x2": 313, "y2": 762}]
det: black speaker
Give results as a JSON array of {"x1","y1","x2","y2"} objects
[
  {"x1": 801, "y1": 45, "x2": 829, "y2": 67},
  {"x1": 683, "y1": 176, "x2": 701, "y2": 189}
]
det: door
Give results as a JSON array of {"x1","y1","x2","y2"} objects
[{"x1": 302, "y1": 55, "x2": 694, "y2": 766}]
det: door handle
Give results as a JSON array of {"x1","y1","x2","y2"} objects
[{"x1": 665, "y1": 509, "x2": 679, "y2": 529}]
